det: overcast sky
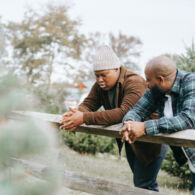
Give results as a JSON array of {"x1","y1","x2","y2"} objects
[{"x1": 0, "y1": 0, "x2": 195, "y2": 72}]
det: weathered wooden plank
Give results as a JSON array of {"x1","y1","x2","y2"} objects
[
  {"x1": 12, "y1": 158, "x2": 161, "y2": 195},
  {"x1": 9, "y1": 111, "x2": 195, "y2": 148}
]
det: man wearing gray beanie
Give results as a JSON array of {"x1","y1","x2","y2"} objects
[{"x1": 60, "y1": 45, "x2": 167, "y2": 192}]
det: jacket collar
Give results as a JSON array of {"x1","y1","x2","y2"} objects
[{"x1": 117, "y1": 65, "x2": 126, "y2": 85}]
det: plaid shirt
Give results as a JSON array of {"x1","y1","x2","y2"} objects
[{"x1": 123, "y1": 69, "x2": 195, "y2": 167}]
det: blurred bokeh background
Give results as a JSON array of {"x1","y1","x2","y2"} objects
[{"x1": 0, "y1": 1, "x2": 194, "y2": 194}]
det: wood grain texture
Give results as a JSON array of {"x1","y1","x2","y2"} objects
[
  {"x1": 9, "y1": 111, "x2": 195, "y2": 148},
  {"x1": 12, "y1": 158, "x2": 161, "y2": 195}
]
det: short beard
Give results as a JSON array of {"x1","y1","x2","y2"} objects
[{"x1": 150, "y1": 85, "x2": 166, "y2": 105}]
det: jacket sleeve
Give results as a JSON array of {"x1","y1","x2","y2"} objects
[
  {"x1": 78, "y1": 82, "x2": 102, "y2": 112},
  {"x1": 83, "y1": 77, "x2": 147, "y2": 125},
  {"x1": 123, "y1": 89, "x2": 157, "y2": 123}
]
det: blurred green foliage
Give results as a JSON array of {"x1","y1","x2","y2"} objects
[
  {"x1": 0, "y1": 42, "x2": 60, "y2": 194},
  {"x1": 61, "y1": 131, "x2": 118, "y2": 155},
  {"x1": 176, "y1": 42, "x2": 195, "y2": 72},
  {"x1": 29, "y1": 86, "x2": 67, "y2": 114},
  {"x1": 162, "y1": 149, "x2": 192, "y2": 189}
]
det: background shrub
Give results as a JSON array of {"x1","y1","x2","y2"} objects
[
  {"x1": 162, "y1": 148, "x2": 192, "y2": 189},
  {"x1": 61, "y1": 131, "x2": 118, "y2": 155}
]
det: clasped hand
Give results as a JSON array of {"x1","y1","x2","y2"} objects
[
  {"x1": 60, "y1": 107, "x2": 83, "y2": 132},
  {"x1": 119, "y1": 121, "x2": 146, "y2": 144}
]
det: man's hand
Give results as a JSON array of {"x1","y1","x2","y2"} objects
[
  {"x1": 120, "y1": 121, "x2": 132, "y2": 143},
  {"x1": 120, "y1": 121, "x2": 146, "y2": 144},
  {"x1": 60, "y1": 107, "x2": 84, "y2": 132},
  {"x1": 60, "y1": 106, "x2": 79, "y2": 122}
]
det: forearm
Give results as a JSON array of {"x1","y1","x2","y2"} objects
[
  {"x1": 83, "y1": 108, "x2": 125, "y2": 125},
  {"x1": 78, "y1": 105, "x2": 91, "y2": 112},
  {"x1": 78, "y1": 82, "x2": 101, "y2": 112},
  {"x1": 123, "y1": 90, "x2": 156, "y2": 123},
  {"x1": 123, "y1": 110, "x2": 142, "y2": 123},
  {"x1": 145, "y1": 112, "x2": 195, "y2": 135}
]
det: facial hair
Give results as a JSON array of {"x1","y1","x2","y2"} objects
[{"x1": 150, "y1": 85, "x2": 166, "y2": 105}]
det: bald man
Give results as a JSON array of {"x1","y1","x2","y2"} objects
[{"x1": 121, "y1": 55, "x2": 195, "y2": 194}]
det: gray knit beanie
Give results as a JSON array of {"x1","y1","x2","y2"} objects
[{"x1": 93, "y1": 45, "x2": 121, "y2": 71}]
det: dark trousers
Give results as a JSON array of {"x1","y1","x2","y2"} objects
[
  {"x1": 191, "y1": 172, "x2": 195, "y2": 195},
  {"x1": 125, "y1": 142, "x2": 168, "y2": 192}
]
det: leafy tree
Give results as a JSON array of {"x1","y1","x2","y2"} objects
[
  {"x1": 79, "y1": 32, "x2": 142, "y2": 82},
  {"x1": 84, "y1": 32, "x2": 142, "y2": 70},
  {"x1": 0, "y1": 19, "x2": 5, "y2": 58},
  {"x1": 30, "y1": 83, "x2": 68, "y2": 114},
  {"x1": 109, "y1": 32, "x2": 142, "y2": 71},
  {"x1": 7, "y1": 4, "x2": 86, "y2": 88},
  {"x1": 0, "y1": 18, "x2": 8, "y2": 70},
  {"x1": 176, "y1": 42, "x2": 195, "y2": 72},
  {"x1": 166, "y1": 42, "x2": 195, "y2": 73}
]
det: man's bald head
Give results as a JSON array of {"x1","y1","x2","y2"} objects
[{"x1": 145, "y1": 55, "x2": 177, "y2": 81}]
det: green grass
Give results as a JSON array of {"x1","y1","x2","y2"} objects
[{"x1": 27, "y1": 144, "x2": 192, "y2": 195}]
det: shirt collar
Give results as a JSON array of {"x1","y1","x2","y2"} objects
[{"x1": 170, "y1": 69, "x2": 182, "y2": 94}]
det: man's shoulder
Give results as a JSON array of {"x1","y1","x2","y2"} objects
[
  {"x1": 177, "y1": 70, "x2": 195, "y2": 93},
  {"x1": 178, "y1": 69, "x2": 195, "y2": 82},
  {"x1": 122, "y1": 70, "x2": 147, "y2": 92}
]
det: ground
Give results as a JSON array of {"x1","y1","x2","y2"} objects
[{"x1": 26, "y1": 143, "x2": 192, "y2": 195}]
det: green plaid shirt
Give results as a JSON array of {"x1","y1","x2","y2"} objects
[{"x1": 123, "y1": 69, "x2": 195, "y2": 167}]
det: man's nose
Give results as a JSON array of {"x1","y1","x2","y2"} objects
[{"x1": 97, "y1": 76, "x2": 103, "y2": 82}]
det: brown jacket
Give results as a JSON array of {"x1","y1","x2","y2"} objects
[{"x1": 79, "y1": 66, "x2": 161, "y2": 166}]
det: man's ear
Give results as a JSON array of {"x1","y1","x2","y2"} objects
[{"x1": 157, "y1": 76, "x2": 165, "y2": 84}]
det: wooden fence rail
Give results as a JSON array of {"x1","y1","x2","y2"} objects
[
  {"x1": 9, "y1": 111, "x2": 195, "y2": 148},
  {"x1": 11, "y1": 158, "x2": 161, "y2": 195},
  {"x1": 8, "y1": 110, "x2": 195, "y2": 195}
]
